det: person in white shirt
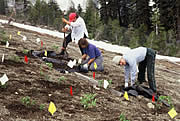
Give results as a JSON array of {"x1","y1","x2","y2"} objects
[{"x1": 60, "y1": 13, "x2": 88, "y2": 55}]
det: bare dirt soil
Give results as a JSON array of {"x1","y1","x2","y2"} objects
[{"x1": 0, "y1": 24, "x2": 180, "y2": 121}]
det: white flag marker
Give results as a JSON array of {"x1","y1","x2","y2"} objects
[
  {"x1": 104, "y1": 80, "x2": 109, "y2": 89},
  {"x1": 0, "y1": 74, "x2": 9, "y2": 85},
  {"x1": 6, "y1": 41, "x2": 9, "y2": 48},
  {"x1": 2, "y1": 54, "x2": 4, "y2": 63},
  {"x1": 67, "y1": 60, "x2": 74, "y2": 68},
  {"x1": 36, "y1": 38, "x2": 40, "y2": 43},
  {"x1": 23, "y1": 36, "x2": 27, "y2": 41}
]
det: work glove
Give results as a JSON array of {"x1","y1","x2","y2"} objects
[
  {"x1": 83, "y1": 63, "x2": 89, "y2": 69},
  {"x1": 78, "y1": 58, "x2": 82, "y2": 64},
  {"x1": 125, "y1": 82, "x2": 128, "y2": 88}
]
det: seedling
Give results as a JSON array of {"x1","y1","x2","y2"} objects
[
  {"x1": 58, "y1": 76, "x2": 66, "y2": 84},
  {"x1": 107, "y1": 79, "x2": 112, "y2": 85},
  {"x1": 8, "y1": 55, "x2": 21, "y2": 63},
  {"x1": 119, "y1": 113, "x2": 130, "y2": 121},
  {"x1": 45, "y1": 75, "x2": 50, "y2": 81},
  {"x1": 23, "y1": 49, "x2": 29, "y2": 55},
  {"x1": 80, "y1": 93, "x2": 97, "y2": 109},
  {"x1": 21, "y1": 96, "x2": 36, "y2": 107},
  {"x1": 51, "y1": 45, "x2": 59, "y2": 51},
  {"x1": 0, "y1": 83, "x2": 7, "y2": 89},
  {"x1": 39, "y1": 104, "x2": 46, "y2": 110},
  {"x1": 46, "y1": 63, "x2": 53, "y2": 70},
  {"x1": 98, "y1": 80, "x2": 103, "y2": 86},
  {"x1": 155, "y1": 95, "x2": 174, "y2": 109}
]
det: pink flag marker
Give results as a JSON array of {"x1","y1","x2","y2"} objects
[
  {"x1": 24, "y1": 56, "x2": 28, "y2": 63},
  {"x1": 93, "y1": 72, "x2": 95, "y2": 79},
  {"x1": 152, "y1": 93, "x2": 155, "y2": 102},
  {"x1": 70, "y1": 86, "x2": 73, "y2": 96},
  {"x1": 41, "y1": 40, "x2": 43, "y2": 47}
]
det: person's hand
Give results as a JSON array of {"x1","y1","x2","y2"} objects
[
  {"x1": 83, "y1": 63, "x2": 89, "y2": 69},
  {"x1": 62, "y1": 18, "x2": 67, "y2": 23},
  {"x1": 62, "y1": 27, "x2": 68, "y2": 32}
]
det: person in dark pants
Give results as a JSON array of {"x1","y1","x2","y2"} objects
[
  {"x1": 60, "y1": 13, "x2": 88, "y2": 55},
  {"x1": 118, "y1": 47, "x2": 157, "y2": 92}
]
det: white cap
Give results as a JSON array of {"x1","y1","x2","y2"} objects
[{"x1": 112, "y1": 56, "x2": 122, "y2": 65}]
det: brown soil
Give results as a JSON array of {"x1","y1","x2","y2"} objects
[{"x1": 0, "y1": 24, "x2": 180, "y2": 121}]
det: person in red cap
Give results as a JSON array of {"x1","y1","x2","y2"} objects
[{"x1": 60, "y1": 12, "x2": 88, "y2": 55}]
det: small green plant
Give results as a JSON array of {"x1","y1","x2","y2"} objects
[
  {"x1": 51, "y1": 45, "x2": 59, "y2": 51},
  {"x1": 46, "y1": 63, "x2": 53, "y2": 70},
  {"x1": 155, "y1": 96, "x2": 174, "y2": 109},
  {"x1": 107, "y1": 79, "x2": 112, "y2": 84},
  {"x1": 21, "y1": 96, "x2": 36, "y2": 107},
  {"x1": 80, "y1": 93, "x2": 97, "y2": 109},
  {"x1": 45, "y1": 75, "x2": 50, "y2": 81},
  {"x1": 23, "y1": 49, "x2": 29, "y2": 55},
  {"x1": 58, "y1": 76, "x2": 66, "y2": 84},
  {"x1": 8, "y1": 55, "x2": 21, "y2": 63},
  {"x1": 119, "y1": 113, "x2": 130, "y2": 121},
  {"x1": 0, "y1": 83, "x2": 7, "y2": 89},
  {"x1": 39, "y1": 104, "x2": 46, "y2": 110},
  {"x1": 98, "y1": 80, "x2": 103, "y2": 86}
]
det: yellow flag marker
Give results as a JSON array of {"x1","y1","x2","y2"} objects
[
  {"x1": 124, "y1": 91, "x2": 129, "y2": 101},
  {"x1": 44, "y1": 50, "x2": 47, "y2": 57},
  {"x1": 9, "y1": 35, "x2": 12, "y2": 40},
  {"x1": 168, "y1": 108, "x2": 177, "y2": 119},
  {"x1": 17, "y1": 31, "x2": 21, "y2": 35},
  {"x1": 48, "y1": 102, "x2": 56, "y2": 116},
  {"x1": 94, "y1": 62, "x2": 97, "y2": 70}
]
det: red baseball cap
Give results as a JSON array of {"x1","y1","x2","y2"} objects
[{"x1": 69, "y1": 13, "x2": 76, "y2": 22}]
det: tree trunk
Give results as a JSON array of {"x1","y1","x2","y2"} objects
[{"x1": 177, "y1": 7, "x2": 180, "y2": 43}]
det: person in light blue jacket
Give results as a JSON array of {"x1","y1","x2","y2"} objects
[{"x1": 119, "y1": 47, "x2": 157, "y2": 92}]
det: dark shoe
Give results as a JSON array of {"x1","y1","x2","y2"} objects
[{"x1": 139, "y1": 80, "x2": 147, "y2": 84}]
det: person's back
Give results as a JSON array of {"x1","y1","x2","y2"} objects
[{"x1": 123, "y1": 47, "x2": 147, "y2": 65}]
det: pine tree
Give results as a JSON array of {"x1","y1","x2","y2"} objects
[
  {"x1": 0, "y1": 0, "x2": 6, "y2": 15},
  {"x1": 84, "y1": 0, "x2": 101, "y2": 39}
]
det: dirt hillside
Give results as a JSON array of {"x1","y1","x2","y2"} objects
[{"x1": 0, "y1": 24, "x2": 180, "y2": 121}]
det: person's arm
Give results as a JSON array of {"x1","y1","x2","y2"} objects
[
  {"x1": 87, "y1": 58, "x2": 95, "y2": 65},
  {"x1": 124, "y1": 65, "x2": 130, "y2": 84},
  {"x1": 62, "y1": 18, "x2": 81, "y2": 27},
  {"x1": 130, "y1": 62, "x2": 137, "y2": 85},
  {"x1": 82, "y1": 54, "x2": 87, "y2": 60},
  {"x1": 62, "y1": 18, "x2": 71, "y2": 25}
]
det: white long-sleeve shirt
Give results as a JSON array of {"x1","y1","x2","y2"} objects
[
  {"x1": 65, "y1": 17, "x2": 88, "y2": 44},
  {"x1": 123, "y1": 47, "x2": 147, "y2": 84}
]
